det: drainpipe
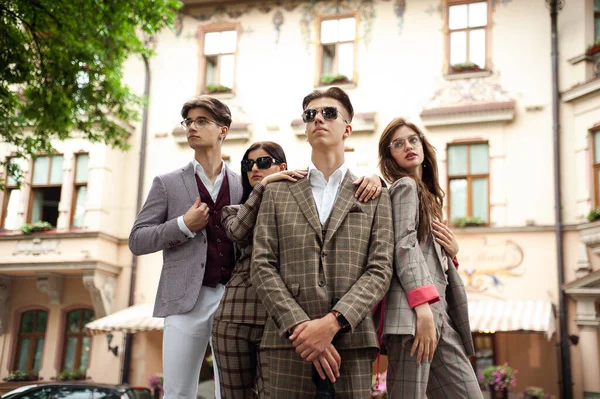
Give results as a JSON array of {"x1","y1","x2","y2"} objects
[
  {"x1": 121, "y1": 52, "x2": 151, "y2": 385},
  {"x1": 548, "y1": 0, "x2": 572, "y2": 398}
]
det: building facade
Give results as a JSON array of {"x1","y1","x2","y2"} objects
[{"x1": 1, "y1": 0, "x2": 599, "y2": 397}]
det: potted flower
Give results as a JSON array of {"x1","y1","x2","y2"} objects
[
  {"x1": 20, "y1": 220, "x2": 52, "y2": 234},
  {"x1": 450, "y1": 62, "x2": 483, "y2": 74},
  {"x1": 205, "y1": 84, "x2": 231, "y2": 94},
  {"x1": 452, "y1": 216, "x2": 486, "y2": 228},
  {"x1": 320, "y1": 74, "x2": 351, "y2": 85},
  {"x1": 371, "y1": 370, "x2": 387, "y2": 398},
  {"x1": 586, "y1": 39, "x2": 600, "y2": 56},
  {"x1": 55, "y1": 369, "x2": 87, "y2": 381},
  {"x1": 481, "y1": 363, "x2": 517, "y2": 399},
  {"x1": 3, "y1": 371, "x2": 39, "y2": 382},
  {"x1": 148, "y1": 373, "x2": 163, "y2": 399},
  {"x1": 522, "y1": 386, "x2": 551, "y2": 399},
  {"x1": 587, "y1": 207, "x2": 600, "y2": 222}
]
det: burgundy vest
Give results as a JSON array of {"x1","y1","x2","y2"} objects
[{"x1": 195, "y1": 173, "x2": 236, "y2": 287}]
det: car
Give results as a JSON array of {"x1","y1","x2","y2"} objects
[{"x1": 0, "y1": 382, "x2": 153, "y2": 399}]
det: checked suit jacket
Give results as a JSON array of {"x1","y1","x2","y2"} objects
[
  {"x1": 382, "y1": 177, "x2": 474, "y2": 356},
  {"x1": 250, "y1": 171, "x2": 394, "y2": 350},
  {"x1": 129, "y1": 162, "x2": 243, "y2": 318}
]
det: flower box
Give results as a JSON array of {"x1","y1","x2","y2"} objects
[{"x1": 450, "y1": 62, "x2": 483, "y2": 74}]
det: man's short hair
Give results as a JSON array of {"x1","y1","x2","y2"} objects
[
  {"x1": 301, "y1": 87, "x2": 354, "y2": 122},
  {"x1": 180, "y1": 96, "x2": 232, "y2": 128}
]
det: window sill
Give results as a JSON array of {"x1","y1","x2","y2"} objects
[
  {"x1": 444, "y1": 70, "x2": 493, "y2": 80},
  {"x1": 202, "y1": 90, "x2": 236, "y2": 100},
  {"x1": 316, "y1": 81, "x2": 357, "y2": 91}
]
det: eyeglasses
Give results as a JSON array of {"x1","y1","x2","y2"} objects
[
  {"x1": 302, "y1": 107, "x2": 348, "y2": 123},
  {"x1": 180, "y1": 116, "x2": 223, "y2": 130},
  {"x1": 389, "y1": 134, "x2": 423, "y2": 152},
  {"x1": 241, "y1": 156, "x2": 282, "y2": 173}
]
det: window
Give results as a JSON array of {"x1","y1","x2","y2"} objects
[
  {"x1": 29, "y1": 155, "x2": 64, "y2": 227},
  {"x1": 72, "y1": 154, "x2": 89, "y2": 228},
  {"x1": 319, "y1": 16, "x2": 356, "y2": 84},
  {"x1": 447, "y1": 1, "x2": 488, "y2": 72},
  {"x1": 19, "y1": 387, "x2": 54, "y2": 399},
  {"x1": 14, "y1": 310, "x2": 47, "y2": 374},
  {"x1": 53, "y1": 387, "x2": 93, "y2": 399},
  {"x1": 471, "y1": 333, "x2": 495, "y2": 381},
  {"x1": 447, "y1": 142, "x2": 489, "y2": 224},
  {"x1": 202, "y1": 29, "x2": 237, "y2": 92},
  {"x1": 596, "y1": 0, "x2": 600, "y2": 41},
  {"x1": 62, "y1": 309, "x2": 94, "y2": 371},
  {"x1": 1, "y1": 158, "x2": 24, "y2": 230},
  {"x1": 592, "y1": 130, "x2": 600, "y2": 207}
]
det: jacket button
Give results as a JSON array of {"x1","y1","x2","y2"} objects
[
  {"x1": 217, "y1": 239, "x2": 221, "y2": 243},
  {"x1": 318, "y1": 280, "x2": 325, "y2": 287},
  {"x1": 201, "y1": 263, "x2": 205, "y2": 268},
  {"x1": 219, "y1": 253, "x2": 224, "y2": 257},
  {"x1": 321, "y1": 252, "x2": 326, "y2": 258}
]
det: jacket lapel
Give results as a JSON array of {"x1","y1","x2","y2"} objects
[
  {"x1": 289, "y1": 177, "x2": 323, "y2": 241},
  {"x1": 323, "y1": 171, "x2": 357, "y2": 246},
  {"x1": 225, "y1": 164, "x2": 243, "y2": 205},
  {"x1": 181, "y1": 162, "x2": 197, "y2": 203},
  {"x1": 432, "y1": 232, "x2": 448, "y2": 271}
]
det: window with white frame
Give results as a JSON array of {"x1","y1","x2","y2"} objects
[
  {"x1": 319, "y1": 16, "x2": 356, "y2": 84},
  {"x1": 2, "y1": 158, "x2": 24, "y2": 230},
  {"x1": 72, "y1": 154, "x2": 89, "y2": 228},
  {"x1": 447, "y1": 1, "x2": 488, "y2": 72},
  {"x1": 29, "y1": 155, "x2": 64, "y2": 227},
  {"x1": 447, "y1": 142, "x2": 489, "y2": 224},
  {"x1": 203, "y1": 29, "x2": 237, "y2": 92}
]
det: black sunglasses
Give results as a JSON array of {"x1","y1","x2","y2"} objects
[
  {"x1": 302, "y1": 106, "x2": 346, "y2": 123},
  {"x1": 241, "y1": 156, "x2": 282, "y2": 173}
]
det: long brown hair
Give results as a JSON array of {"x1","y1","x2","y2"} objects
[
  {"x1": 378, "y1": 118, "x2": 444, "y2": 242},
  {"x1": 240, "y1": 141, "x2": 287, "y2": 203}
]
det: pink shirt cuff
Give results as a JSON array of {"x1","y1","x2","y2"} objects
[
  {"x1": 452, "y1": 256, "x2": 459, "y2": 270},
  {"x1": 407, "y1": 285, "x2": 440, "y2": 308}
]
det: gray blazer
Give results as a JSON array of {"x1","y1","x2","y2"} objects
[
  {"x1": 129, "y1": 162, "x2": 243, "y2": 317},
  {"x1": 383, "y1": 177, "x2": 474, "y2": 356}
]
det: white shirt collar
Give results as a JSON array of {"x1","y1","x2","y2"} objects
[
  {"x1": 307, "y1": 162, "x2": 347, "y2": 183},
  {"x1": 192, "y1": 159, "x2": 226, "y2": 178}
]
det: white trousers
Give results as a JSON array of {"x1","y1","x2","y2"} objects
[{"x1": 163, "y1": 284, "x2": 225, "y2": 399}]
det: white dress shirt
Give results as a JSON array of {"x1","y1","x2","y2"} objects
[
  {"x1": 308, "y1": 162, "x2": 348, "y2": 225},
  {"x1": 177, "y1": 160, "x2": 226, "y2": 238}
]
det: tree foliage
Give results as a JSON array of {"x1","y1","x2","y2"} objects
[{"x1": 0, "y1": 0, "x2": 181, "y2": 184}]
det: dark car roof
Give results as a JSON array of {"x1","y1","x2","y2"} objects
[{"x1": 1, "y1": 382, "x2": 150, "y2": 399}]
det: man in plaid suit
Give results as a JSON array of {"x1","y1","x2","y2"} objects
[{"x1": 251, "y1": 87, "x2": 394, "y2": 398}]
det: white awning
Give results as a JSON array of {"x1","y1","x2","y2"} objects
[
  {"x1": 85, "y1": 303, "x2": 163, "y2": 335},
  {"x1": 468, "y1": 299, "x2": 556, "y2": 338}
]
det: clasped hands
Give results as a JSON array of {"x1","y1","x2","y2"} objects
[{"x1": 288, "y1": 313, "x2": 341, "y2": 383}]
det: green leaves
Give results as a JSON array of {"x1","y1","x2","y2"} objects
[{"x1": 0, "y1": 0, "x2": 182, "y2": 187}]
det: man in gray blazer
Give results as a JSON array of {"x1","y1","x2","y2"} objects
[{"x1": 129, "y1": 96, "x2": 242, "y2": 399}]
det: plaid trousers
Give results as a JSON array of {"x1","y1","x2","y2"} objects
[
  {"x1": 385, "y1": 306, "x2": 483, "y2": 399},
  {"x1": 212, "y1": 320, "x2": 267, "y2": 398},
  {"x1": 261, "y1": 347, "x2": 377, "y2": 398}
]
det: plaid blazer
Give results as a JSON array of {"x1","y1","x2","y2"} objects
[
  {"x1": 214, "y1": 183, "x2": 268, "y2": 325},
  {"x1": 251, "y1": 171, "x2": 394, "y2": 350},
  {"x1": 128, "y1": 162, "x2": 243, "y2": 318},
  {"x1": 383, "y1": 177, "x2": 474, "y2": 356}
]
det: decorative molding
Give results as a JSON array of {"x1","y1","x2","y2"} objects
[
  {"x1": 36, "y1": 274, "x2": 64, "y2": 305},
  {"x1": 13, "y1": 237, "x2": 61, "y2": 256},
  {"x1": 0, "y1": 230, "x2": 125, "y2": 244},
  {"x1": 83, "y1": 271, "x2": 116, "y2": 318},
  {"x1": 562, "y1": 78, "x2": 600, "y2": 103},
  {"x1": 579, "y1": 220, "x2": 600, "y2": 256},
  {"x1": 0, "y1": 278, "x2": 11, "y2": 335},
  {"x1": 567, "y1": 53, "x2": 592, "y2": 65},
  {"x1": 350, "y1": 112, "x2": 377, "y2": 134},
  {"x1": 421, "y1": 76, "x2": 515, "y2": 127},
  {"x1": 227, "y1": 122, "x2": 252, "y2": 141},
  {"x1": 575, "y1": 242, "x2": 592, "y2": 279},
  {"x1": 444, "y1": 70, "x2": 493, "y2": 81}
]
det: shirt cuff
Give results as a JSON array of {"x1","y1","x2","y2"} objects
[
  {"x1": 177, "y1": 216, "x2": 196, "y2": 238},
  {"x1": 406, "y1": 285, "x2": 440, "y2": 308}
]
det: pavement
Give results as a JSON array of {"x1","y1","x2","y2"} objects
[{"x1": 197, "y1": 380, "x2": 215, "y2": 399}]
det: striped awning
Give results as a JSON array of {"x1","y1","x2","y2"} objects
[
  {"x1": 85, "y1": 303, "x2": 163, "y2": 335},
  {"x1": 468, "y1": 299, "x2": 556, "y2": 338}
]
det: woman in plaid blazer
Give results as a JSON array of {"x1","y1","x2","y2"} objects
[
  {"x1": 378, "y1": 118, "x2": 483, "y2": 399},
  {"x1": 212, "y1": 141, "x2": 381, "y2": 398}
]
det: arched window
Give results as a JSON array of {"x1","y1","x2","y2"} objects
[
  {"x1": 14, "y1": 309, "x2": 48, "y2": 373},
  {"x1": 62, "y1": 309, "x2": 94, "y2": 371}
]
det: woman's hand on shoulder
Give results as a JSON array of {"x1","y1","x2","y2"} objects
[
  {"x1": 261, "y1": 169, "x2": 307, "y2": 187},
  {"x1": 353, "y1": 174, "x2": 383, "y2": 202},
  {"x1": 432, "y1": 219, "x2": 459, "y2": 258}
]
